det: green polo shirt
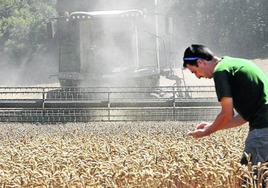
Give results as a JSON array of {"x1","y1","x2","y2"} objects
[{"x1": 213, "y1": 56, "x2": 268, "y2": 130}]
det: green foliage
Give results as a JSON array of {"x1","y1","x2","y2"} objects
[
  {"x1": 172, "y1": 0, "x2": 268, "y2": 58},
  {"x1": 0, "y1": 0, "x2": 57, "y2": 62}
]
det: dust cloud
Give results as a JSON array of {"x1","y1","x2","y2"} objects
[
  {"x1": 0, "y1": 50, "x2": 58, "y2": 87},
  {"x1": 1, "y1": 0, "x2": 267, "y2": 87}
]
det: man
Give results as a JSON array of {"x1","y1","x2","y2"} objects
[{"x1": 183, "y1": 44, "x2": 268, "y2": 165}]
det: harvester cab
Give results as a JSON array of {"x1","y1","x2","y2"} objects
[{"x1": 49, "y1": 8, "x2": 166, "y2": 87}]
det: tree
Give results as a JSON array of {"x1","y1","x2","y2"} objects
[
  {"x1": 171, "y1": 0, "x2": 267, "y2": 58},
  {"x1": 0, "y1": 0, "x2": 57, "y2": 64}
]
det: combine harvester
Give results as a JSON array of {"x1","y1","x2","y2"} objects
[{"x1": 0, "y1": 0, "x2": 220, "y2": 122}]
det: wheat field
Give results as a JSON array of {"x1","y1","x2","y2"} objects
[{"x1": 0, "y1": 122, "x2": 267, "y2": 187}]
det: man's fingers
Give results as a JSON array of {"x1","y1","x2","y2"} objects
[
  {"x1": 187, "y1": 129, "x2": 206, "y2": 138},
  {"x1": 195, "y1": 123, "x2": 208, "y2": 129},
  {"x1": 187, "y1": 130, "x2": 199, "y2": 138},
  {"x1": 187, "y1": 131, "x2": 193, "y2": 136}
]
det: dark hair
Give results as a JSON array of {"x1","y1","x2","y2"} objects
[{"x1": 183, "y1": 44, "x2": 214, "y2": 68}]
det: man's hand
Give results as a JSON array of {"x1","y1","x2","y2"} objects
[
  {"x1": 195, "y1": 122, "x2": 208, "y2": 130},
  {"x1": 187, "y1": 122, "x2": 211, "y2": 138}
]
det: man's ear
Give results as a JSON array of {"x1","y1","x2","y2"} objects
[
  {"x1": 196, "y1": 59, "x2": 202, "y2": 66},
  {"x1": 196, "y1": 59, "x2": 205, "y2": 67}
]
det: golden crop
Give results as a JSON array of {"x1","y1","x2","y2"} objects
[{"x1": 0, "y1": 122, "x2": 267, "y2": 187}]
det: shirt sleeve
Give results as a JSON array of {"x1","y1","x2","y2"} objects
[{"x1": 213, "y1": 70, "x2": 232, "y2": 102}]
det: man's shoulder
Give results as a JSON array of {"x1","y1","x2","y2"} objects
[
  {"x1": 215, "y1": 56, "x2": 253, "y2": 71},
  {"x1": 220, "y1": 56, "x2": 251, "y2": 63},
  {"x1": 214, "y1": 56, "x2": 233, "y2": 72}
]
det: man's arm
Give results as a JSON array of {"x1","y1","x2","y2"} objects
[
  {"x1": 224, "y1": 113, "x2": 247, "y2": 129},
  {"x1": 188, "y1": 97, "x2": 246, "y2": 138}
]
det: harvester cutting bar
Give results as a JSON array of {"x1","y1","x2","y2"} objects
[
  {"x1": 0, "y1": 86, "x2": 219, "y2": 122},
  {"x1": 0, "y1": 106, "x2": 220, "y2": 122}
]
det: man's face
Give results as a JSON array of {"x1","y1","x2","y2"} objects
[{"x1": 186, "y1": 60, "x2": 213, "y2": 79}]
